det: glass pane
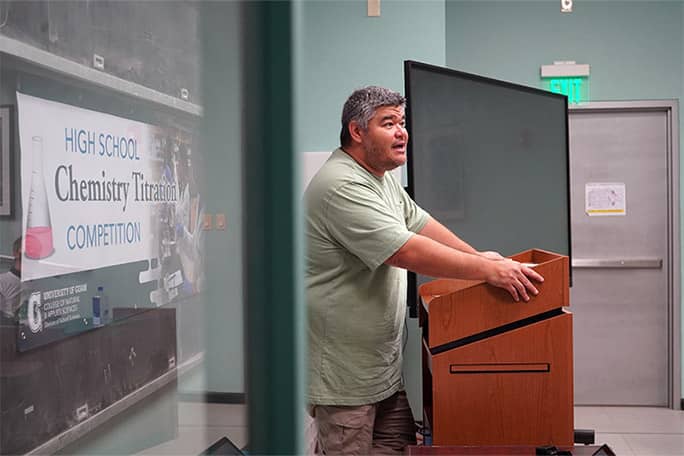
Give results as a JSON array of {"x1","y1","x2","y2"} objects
[{"x1": 0, "y1": 1, "x2": 247, "y2": 454}]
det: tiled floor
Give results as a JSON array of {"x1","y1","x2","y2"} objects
[
  {"x1": 138, "y1": 403, "x2": 247, "y2": 455},
  {"x1": 139, "y1": 403, "x2": 684, "y2": 455},
  {"x1": 575, "y1": 406, "x2": 684, "y2": 455}
]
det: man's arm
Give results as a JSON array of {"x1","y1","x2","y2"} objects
[
  {"x1": 385, "y1": 233, "x2": 543, "y2": 302},
  {"x1": 418, "y1": 216, "x2": 503, "y2": 260},
  {"x1": 418, "y1": 216, "x2": 478, "y2": 253}
]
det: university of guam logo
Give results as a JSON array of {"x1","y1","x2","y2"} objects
[{"x1": 28, "y1": 291, "x2": 44, "y2": 334}]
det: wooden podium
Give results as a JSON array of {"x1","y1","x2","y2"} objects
[{"x1": 419, "y1": 249, "x2": 573, "y2": 446}]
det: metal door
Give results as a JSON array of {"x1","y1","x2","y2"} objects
[{"x1": 569, "y1": 101, "x2": 680, "y2": 407}]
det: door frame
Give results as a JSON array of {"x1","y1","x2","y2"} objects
[{"x1": 569, "y1": 100, "x2": 681, "y2": 409}]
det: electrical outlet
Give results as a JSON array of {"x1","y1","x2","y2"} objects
[
  {"x1": 203, "y1": 214, "x2": 213, "y2": 230},
  {"x1": 216, "y1": 213, "x2": 226, "y2": 230},
  {"x1": 367, "y1": 0, "x2": 380, "y2": 16},
  {"x1": 561, "y1": 0, "x2": 573, "y2": 13}
]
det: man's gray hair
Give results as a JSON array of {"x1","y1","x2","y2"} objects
[{"x1": 340, "y1": 86, "x2": 406, "y2": 147}]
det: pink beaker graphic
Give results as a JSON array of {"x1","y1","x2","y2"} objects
[{"x1": 25, "y1": 136, "x2": 54, "y2": 259}]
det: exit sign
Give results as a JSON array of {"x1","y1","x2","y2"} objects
[{"x1": 547, "y1": 77, "x2": 587, "y2": 104}]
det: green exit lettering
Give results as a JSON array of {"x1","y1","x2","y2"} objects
[{"x1": 549, "y1": 78, "x2": 584, "y2": 103}]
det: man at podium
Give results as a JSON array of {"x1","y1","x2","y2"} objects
[{"x1": 304, "y1": 86, "x2": 543, "y2": 454}]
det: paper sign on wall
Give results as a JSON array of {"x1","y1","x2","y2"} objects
[{"x1": 585, "y1": 182, "x2": 626, "y2": 216}]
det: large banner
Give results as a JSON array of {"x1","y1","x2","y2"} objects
[{"x1": 16, "y1": 93, "x2": 203, "y2": 350}]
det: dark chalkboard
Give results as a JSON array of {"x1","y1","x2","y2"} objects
[{"x1": 0, "y1": 1, "x2": 199, "y2": 101}]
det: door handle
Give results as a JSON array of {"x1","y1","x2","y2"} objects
[{"x1": 572, "y1": 258, "x2": 663, "y2": 269}]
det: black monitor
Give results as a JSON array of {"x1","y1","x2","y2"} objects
[{"x1": 404, "y1": 61, "x2": 571, "y2": 316}]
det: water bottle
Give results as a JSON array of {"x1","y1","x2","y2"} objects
[{"x1": 92, "y1": 292, "x2": 101, "y2": 326}]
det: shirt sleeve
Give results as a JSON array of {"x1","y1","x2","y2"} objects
[
  {"x1": 399, "y1": 185, "x2": 430, "y2": 233},
  {"x1": 323, "y1": 182, "x2": 415, "y2": 271}
]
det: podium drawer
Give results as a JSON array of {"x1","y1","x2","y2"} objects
[{"x1": 429, "y1": 311, "x2": 573, "y2": 446}]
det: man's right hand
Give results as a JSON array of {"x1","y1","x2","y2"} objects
[{"x1": 485, "y1": 258, "x2": 544, "y2": 302}]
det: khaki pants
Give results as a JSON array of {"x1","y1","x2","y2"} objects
[{"x1": 311, "y1": 390, "x2": 417, "y2": 455}]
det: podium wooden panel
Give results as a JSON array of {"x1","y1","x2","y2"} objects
[
  {"x1": 406, "y1": 444, "x2": 606, "y2": 455},
  {"x1": 419, "y1": 249, "x2": 573, "y2": 446}
]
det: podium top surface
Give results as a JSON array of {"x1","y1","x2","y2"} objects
[{"x1": 419, "y1": 249, "x2": 569, "y2": 349}]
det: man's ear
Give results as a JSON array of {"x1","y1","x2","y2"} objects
[{"x1": 348, "y1": 120, "x2": 364, "y2": 144}]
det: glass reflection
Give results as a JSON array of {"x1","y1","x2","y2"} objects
[{"x1": 0, "y1": 1, "x2": 247, "y2": 454}]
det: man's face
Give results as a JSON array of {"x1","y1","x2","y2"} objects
[{"x1": 358, "y1": 105, "x2": 408, "y2": 174}]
